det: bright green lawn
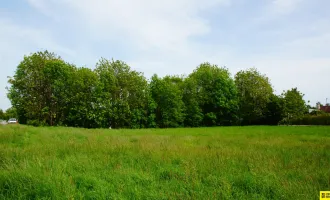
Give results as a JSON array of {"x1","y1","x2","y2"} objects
[{"x1": 0, "y1": 125, "x2": 329, "y2": 199}]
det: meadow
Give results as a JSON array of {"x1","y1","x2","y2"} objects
[{"x1": 0, "y1": 125, "x2": 329, "y2": 199}]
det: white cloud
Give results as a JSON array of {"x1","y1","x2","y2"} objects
[
  {"x1": 25, "y1": 0, "x2": 234, "y2": 78},
  {"x1": 250, "y1": 0, "x2": 304, "y2": 24},
  {"x1": 283, "y1": 19, "x2": 330, "y2": 57},
  {"x1": 0, "y1": 19, "x2": 75, "y2": 57},
  {"x1": 271, "y1": 0, "x2": 303, "y2": 15},
  {"x1": 26, "y1": 0, "x2": 53, "y2": 17},
  {"x1": 26, "y1": 0, "x2": 231, "y2": 53},
  {"x1": 284, "y1": 34, "x2": 330, "y2": 57}
]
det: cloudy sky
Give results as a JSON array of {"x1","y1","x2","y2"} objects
[{"x1": 1, "y1": 0, "x2": 329, "y2": 110}]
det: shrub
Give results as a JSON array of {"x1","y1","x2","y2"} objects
[
  {"x1": 309, "y1": 110, "x2": 329, "y2": 116},
  {"x1": 278, "y1": 117, "x2": 292, "y2": 125},
  {"x1": 27, "y1": 120, "x2": 48, "y2": 127},
  {"x1": 285, "y1": 115, "x2": 330, "y2": 125}
]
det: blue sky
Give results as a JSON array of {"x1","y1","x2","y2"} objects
[{"x1": 1, "y1": 0, "x2": 330, "y2": 110}]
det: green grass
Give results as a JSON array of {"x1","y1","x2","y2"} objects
[{"x1": 0, "y1": 125, "x2": 329, "y2": 199}]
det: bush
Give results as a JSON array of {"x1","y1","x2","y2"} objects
[
  {"x1": 309, "y1": 110, "x2": 329, "y2": 116},
  {"x1": 278, "y1": 117, "x2": 292, "y2": 125},
  {"x1": 284, "y1": 115, "x2": 330, "y2": 125},
  {"x1": 27, "y1": 120, "x2": 48, "y2": 127}
]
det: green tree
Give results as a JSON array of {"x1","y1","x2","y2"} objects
[
  {"x1": 0, "y1": 109, "x2": 5, "y2": 119},
  {"x1": 7, "y1": 51, "x2": 76, "y2": 126},
  {"x1": 65, "y1": 67, "x2": 105, "y2": 128},
  {"x1": 8, "y1": 51, "x2": 60, "y2": 124},
  {"x1": 235, "y1": 68, "x2": 273, "y2": 125},
  {"x1": 146, "y1": 89, "x2": 157, "y2": 128},
  {"x1": 282, "y1": 88, "x2": 307, "y2": 119},
  {"x1": 149, "y1": 75, "x2": 185, "y2": 128},
  {"x1": 185, "y1": 63, "x2": 239, "y2": 126},
  {"x1": 182, "y1": 77, "x2": 203, "y2": 127},
  {"x1": 95, "y1": 58, "x2": 149, "y2": 128},
  {"x1": 4, "y1": 107, "x2": 17, "y2": 120},
  {"x1": 43, "y1": 60, "x2": 76, "y2": 126},
  {"x1": 263, "y1": 94, "x2": 284, "y2": 125}
]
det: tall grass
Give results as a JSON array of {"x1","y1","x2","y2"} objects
[{"x1": 0, "y1": 125, "x2": 329, "y2": 199}]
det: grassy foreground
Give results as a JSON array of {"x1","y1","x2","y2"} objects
[{"x1": 0, "y1": 125, "x2": 329, "y2": 199}]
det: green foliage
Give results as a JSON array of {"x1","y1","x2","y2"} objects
[
  {"x1": 0, "y1": 109, "x2": 4, "y2": 120},
  {"x1": 309, "y1": 110, "x2": 329, "y2": 116},
  {"x1": 291, "y1": 115, "x2": 330, "y2": 125},
  {"x1": 282, "y1": 88, "x2": 307, "y2": 119},
  {"x1": 95, "y1": 58, "x2": 149, "y2": 129},
  {"x1": 0, "y1": 125, "x2": 329, "y2": 199},
  {"x1": 4, "y1": 108, "x2": 17, "y2": 120},
  {"x1": 26, "y1": 119, "x2": 48, "y2": 127},
  {"x1": 7, "y1": 51, "x2": 74, "y2": 125},
  {"x1": 65, "y1": 67, "x2": 105, "y2": 128},
  {"x1": 263, "y1": 94, "x2": 284, "y2": 125},
  {"x1": 43, "y1": 59, "x2": 76, "y2": 126},
  {"x1": 280, "y1": 110, "x2": 330, "y2": 125},
  {"x1": 0, "y1": 108, "x2": 17, "y2": 121},
  {"x1": 235, "y1": 68, "x2": 273, "y2": 125},
  {"x1": 182, "y1": 77, "x2": 203, "y2": 127},
  {"x1": 150, "y1": 75, "x2": 185, "y2": 128},
  {"x1": 290, "y1": 115, "x2": 330, "y2": 125},
  {"x1": 184, "y1": 63, "x2": 239, "y2": 126},
  {"x1": 7, "y1": 50, "x2": 323, "y2": 127},
  {"x1": 7, "y1": 53, "x2": 152, "y2": 128}
]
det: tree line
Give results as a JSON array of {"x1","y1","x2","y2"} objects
[
  {"x1": 6, "y1": 51, "x2": 308, "y2": 128},
  {"x1": 0, "y1": 107, "x2": 17, "y2": 121}
]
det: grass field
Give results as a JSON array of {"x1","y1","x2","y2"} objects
[{"x1": 0, "y1": 125, "x2": 329, "y2": 199}]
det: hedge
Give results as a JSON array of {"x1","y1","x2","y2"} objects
[{"x1": 289, "y1": 115, "x2": 330, "y2": 125}]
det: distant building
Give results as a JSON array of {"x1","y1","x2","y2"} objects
[
  {"x1": 320, "y1": 105, "x2": 330, "y2": 113},
  {"x1": 313, "y1": 102, "x2": 330, "y2": 113}
]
